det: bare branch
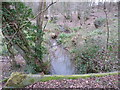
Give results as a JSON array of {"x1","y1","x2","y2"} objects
[
  {"x1": 6, "y1": 30, "x2": 18, "y2": 45},
  {"x1": 20, "y1": 2, "x2": 57, "y2": 29},
  {"x1": 4, "y1": 2, "x2": 57, "y2": 45},
  {"x1": 33, "y1": 2, "x2": 57, "y2": 21}
]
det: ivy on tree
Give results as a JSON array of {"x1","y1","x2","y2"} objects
[{"x1": 2, "y1": 2, "x2": 47, "y2": 74}]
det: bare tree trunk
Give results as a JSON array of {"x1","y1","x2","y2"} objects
[
  {"x1": 36, "y1": 1, "x2": 46, "y2": 43},
  {"x1": 34, "y1": 1, "x2": 47, "y2": 73},
  {"x1": 104, "y1": 2, "x2": 110, "y2": 50}
]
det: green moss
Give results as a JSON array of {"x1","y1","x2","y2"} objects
[
  {"x1": 0, "y1": 78, "x2": 9, "y2": 83},
  {"x1": 5, "y1": 71, "x2": 119, "y2": 88},
  {"x1": 39, "y1": 72, "x2": 119, "y2": 82},
  {"x1": 29, "y1": 78, "x2": 35, "y2": 83},
  {"x1": 71, "y1": 27, "x2": 81, "y2": 32},
  {"x1": 5, "y1": 72, "x2": 27, "y2": 87},
  {"x1": 40, "y1": 76, "x2": 64, "y2": 82}
]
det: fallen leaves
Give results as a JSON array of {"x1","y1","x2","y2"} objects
[{"x1": 26, "y1": 75, "x2": 119, "y2": 89}]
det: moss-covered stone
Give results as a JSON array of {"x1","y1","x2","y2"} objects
[{"x1": 94, "y1": 18, "x2": 106, "y2": 28}]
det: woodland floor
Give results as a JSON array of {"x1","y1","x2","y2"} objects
[
  {"x1": 0, "y1": 56, "x2": 119, "y2": 89},
  {"x1": 0, "y1": 5, "x2": 119, "y2": 89},
  {"x1": 25, "y1": 75, "x2": 119, "y2": 89}
]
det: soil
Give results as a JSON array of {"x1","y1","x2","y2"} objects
[{"x1": 1, "y1": 55, "x2": 26, "y2": 79}]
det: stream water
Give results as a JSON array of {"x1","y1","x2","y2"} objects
[{"x1": 49, "y1": 39, "x2": 74, "y2": 75}]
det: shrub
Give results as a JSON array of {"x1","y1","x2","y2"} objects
[
  {"x1": 89, "y1": 29, "x2": 103, "y2": 36},
  {"x1": 72, "y1": 34, "x2": 117, "y2": 73},
  {"x1": 73, "y1": 37, "x2": 118, "y2": 74},
  {"x1": 59, "y1": 33, "x2": 72, "y2": 39},
  {"x1": 73, "y1": 43, "x2": 99, "y2": 74},
  {"x1": 57, "y1": 33, "x2": 73, "y2": 44},
  {"x1": 71, "y1": 27, "x2": 81, "y2": 32}
]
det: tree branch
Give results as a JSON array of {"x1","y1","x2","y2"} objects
[
  {"x1": 33, "y1": 2, "x2": 57, "y2": 21},
  {"x1": 3, "y1": 2, "x2": 57, "y2": 46},
  {"x1": 6, "y1": 30, "x2": 18, "y2": 45},
  {"x1": 20, "y1": 2, "x2": 57, "y2": 29}
]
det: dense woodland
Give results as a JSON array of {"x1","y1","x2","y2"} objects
[{"x1": 0, "y1": 1, "x2": 119, "y2": 89}]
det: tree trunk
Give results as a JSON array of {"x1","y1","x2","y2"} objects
[
  {"x1": 35, "y1": 1, "x2": 46, "y2": 61},
  {"x1": 2, "y1": 2, "x2": 45, "y2": 73},
  {"x1": 104, "y1": 2, "x2": 110, "y2": 50}
]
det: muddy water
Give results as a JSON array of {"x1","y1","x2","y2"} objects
[{"x1": 49, "y1": 39, "x2": 74, "y2": 75}]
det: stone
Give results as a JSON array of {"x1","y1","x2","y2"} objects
[
  {"x1": 94, "y1": 18, "x2": 106, "y2": 28},
  {"x1": 51, "y1": 33, "x2": 57, "y2": 39}
]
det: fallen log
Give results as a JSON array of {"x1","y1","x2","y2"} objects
[{"x1": 4, "y1": 71, "x2": 119, "y2": 88}]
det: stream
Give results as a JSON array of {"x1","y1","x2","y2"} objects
[{"x1": 49, "y1": 39, "x2": 74, "y2": 75}]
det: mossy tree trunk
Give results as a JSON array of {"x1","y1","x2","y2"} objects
[{"x1": 2, "y1": 2, "x2": 47, "y2": 73}]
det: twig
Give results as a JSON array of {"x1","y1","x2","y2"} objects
[
  {"x1": 33, "y1": 2, "x2": 56, "y2": 21},
  {"x1": 43, "y1": 20, "x2": 49, "y2": 30}
]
